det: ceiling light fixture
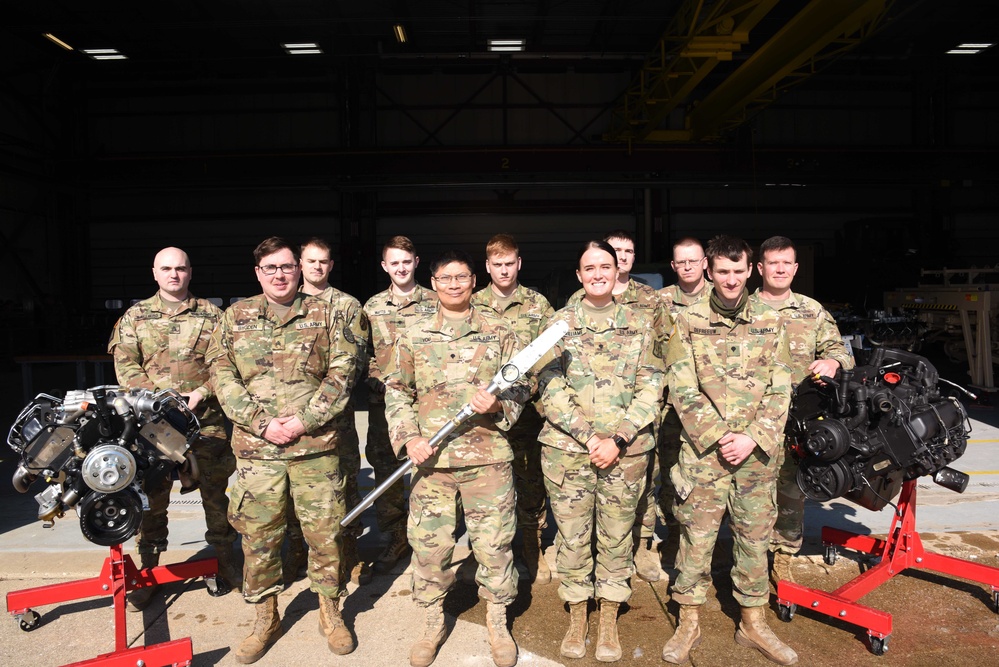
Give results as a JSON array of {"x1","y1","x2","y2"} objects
[
  {"x1": 42, "y1": 33, "x2": 73, "y2": 50},
  {"x1": 957, "y1": 43, "x2": 993, "y2": 49},
  {"x1": 947, "y1": 42, "x2": 993, "y2": 55},
  {"x1": 393, "y1": 24, "x2": 407, "y2": 44},
  {"x1": 488, "y1": 39, "x2": 525, "y2": 52},
  {"x1": 282, "y1": 42, "x2": 323, "y2": 55},
  {"x1": 82, "y1": 48, "x2": 127, "y2": 60}
]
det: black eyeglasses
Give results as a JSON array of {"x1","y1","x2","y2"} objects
[{"x1": 258, "y1": 263, "x2": 299, "y2": 275}]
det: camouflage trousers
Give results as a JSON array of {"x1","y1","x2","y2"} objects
[
  {"x1": 365, "y1": 400, "x2": 408, "y2": 533},
  {"x1": 229, "y1": 452, "x2": 345, "y2": 602},
  {"x1": 542, "y1": 447, "x2": 649, "y2": 604},
  {"x1": 136, "y1": 435, "x2": 237, "y2": 555},
  {"x1": 656, "y1": 407, "x2": 683, "y2": 530},
  {"x1": 634, "y1": 448, "x2": 661, "y2": 540},
  {"x1": 409, "y1": 463, "x2": 518, "y2": 606},
  {"x1": 671, "y1": 443, "x2": 778, "y2": 608},
  {"x1": 287, "y1": 408, "x2": 362, "y2": 541},
  {"x1": 507, "y1": 405, "x2": 548, "y2": 531},
  {"x1": 770, "y1": 445, "x2": 804, "y2": 555}
]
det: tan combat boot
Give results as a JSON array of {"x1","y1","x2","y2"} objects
[
  {"x1": 127, "y1": 552, "x2": 161, "y2": 612},
  {"x1": 235, "y1": 596, "x2": 283, "y2": 664},
  {"x1": 521, "y1": 526, "x2": 552, "y2": 585},
  {"x1": 594, "y1": 599, "x2": 622, "y2": 662},
  {"x1": 281, "y1": 538, "x2": 308, "y2": 586},
  {"x1": 215, "y1": 545, "x2": 242, "y2": 590},
  {"x1": 633, "y1": 535, "x2": 662, "y2": 583},
  {"x1": 409, "y1": 600, "x2": 446, "y2": 667},
  {"x1": 485, "y1": 602, "x2": 517, "y2": 667},
  {"x1": 770, "y1": 551, "x2": 794, "y2": 592},
  {"x1": 374, "y1": 527, "x2": 412, "y2": 574},
  {"x1": 734, "y1": 606, "x2": 798, "y2": 665},
  {"x1": 318, "y1": 594, "x2": 356, "y2": 655},
  {"x1": 342, "y1": 532, "x2": 373, "y2": 585},
  {"x1": 560, "y1": 601, "x2": 588, "y2": 659},
  {"x1": 661, "y1": 604, "x2": 702, "y2": 664}
]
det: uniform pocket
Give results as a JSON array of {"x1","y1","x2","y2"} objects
[{"x1": 540, "y1": 450, "x2": 566, "y2": 488}]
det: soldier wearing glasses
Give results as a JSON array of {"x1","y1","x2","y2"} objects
[
  {"x1": 384, "y1": 250, "x2": 529, "y2": 667},
  {"x1": 657, "y1": 237, "x2": 711, "y2": 567},
  {"x1": 207, "y1": 237, "x2": 362, "y2": 663}
]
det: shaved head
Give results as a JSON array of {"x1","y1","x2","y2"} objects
[{"x1": 152, "y1": 246, "x2": 192, "y2": 301}]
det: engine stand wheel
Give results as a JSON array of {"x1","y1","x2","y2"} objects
[
  {"x1": 993, "y1": 590, "x2": 998, "y2": 614},
  {"x1": 777, "y1": 603, "x2": 797, "y2": 623},
  {"x1": 869, "y1": 634, "x2": 889, "y2": 656},
  {"x1": 205, "y1": 575, "x2": 230, "y2": 597},
  {"x1": 16, "y1": 610, "x2": 41, "y2": 632},
  {"x1": 824, "y1": 545, "x2": 838, "y2": 566}
]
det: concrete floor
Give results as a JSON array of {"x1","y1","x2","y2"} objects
[{"x1": 2, "y1": 401, "x2": 999, "y2": 666}]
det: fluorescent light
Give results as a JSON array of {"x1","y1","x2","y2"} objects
[
  {"x1": 488, "y1": 39, "x2": 525, "y2": 52},
  {"x1": 82, "y1": 48, "x2": 120, "y2": 54},
  {"x1": 43, "y1": 33, "x2": 73, "y2": 50},
  {"x1": 958, "y1": 43, "x2": 993, "y2": 49},
  {"x1": 393, "y1": 24, "x2": 407, "y2": 44},
  {"x1": 282, "y1": 42, "x2": 318, "y2": 49},
  {"x1": 287, "y1": 49, "x2": 322, "y2": 55},
  {"x1": 947, "y1": 49, "x2": 980, "y2": 55},
  {"x1": 81, "y1": 48, "x2": 127, "y2": 60},
  {"x1": 92, "y1": 55, "x2": 128, "y2": 60}
]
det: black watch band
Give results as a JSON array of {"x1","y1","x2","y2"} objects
[{"x1": 612, "y1": 434, "x2": 628, "y2": 451}]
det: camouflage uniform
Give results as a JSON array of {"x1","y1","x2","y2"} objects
[
  {"x1": 537, "y1": 301, "x2": 664, "y2": 603},
  {"x1": 665, "y1": 290, "x2": 792, "y2": 608},
  {"x1": 471, "y1": 283, "x2": 554, "y2": 531},
  {"x1": 758, "y1": 290, "x2": 854, "y2": 555},
  {"x1": 568, "y1": 279, "x2": 670, "y2": 541},
  {"x1": 108, "y1": 292, "x2": 235, "y2": 555},
  {"x1": 363, "y1": 285, "x2": 438, "y2": 534},
  {"x1": 656, "y1": 281, "x2": 710, "y2": 525},
  {"x1": 286, "y1": 286, "x2": 370, "y2": 551},
  {"x1": 383, "y1": 306, "x2": 530, "y2": 606},
  {"x1": 207, "y1": 293, "x2": 359, "y2": 602}
]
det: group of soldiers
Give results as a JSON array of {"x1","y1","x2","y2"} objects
[{"x1": 107, "y1": 229, "x2": 852, "y2": 667}]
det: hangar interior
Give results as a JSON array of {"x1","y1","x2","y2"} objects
[{"x1": 1, "y1": 0, "x2": 998, "y2": 394}]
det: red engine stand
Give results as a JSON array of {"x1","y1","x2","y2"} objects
[
  {"x1": 6, "y1": 543, "x2": 224, "y2": 667},
  {"x1": 777, "y1": 478, "x2": 999, "y2": 655}
]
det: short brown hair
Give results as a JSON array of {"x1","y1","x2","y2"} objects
[
  {"x1": 301, "y1": 237, "x2": 332, "y2": 256},
  {"x1": 254, "y1": 236, "x2": 298, "y2": 264},
  {"x1": 485, "y1": 233, "x2": 519, "y2": 258},
  {"x1": 672, "y1": 237, "x2": 704, "y2": 256},
  {"x1": 759, "y1": 235, "x2": 796, "y2": 262},
  {"x1": 383, "y1": 235, "x2": 416, "y2": 258},
  {"x1": 604, "y1": 229, "x2": 635, "y2": 245},
  {"x1": 705, "y1": 235, "x2": 752, "y2": 269}
]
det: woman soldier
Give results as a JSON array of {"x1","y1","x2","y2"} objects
[{"x1": 537, "y1": 239, "x2": 665, "y2": 662}]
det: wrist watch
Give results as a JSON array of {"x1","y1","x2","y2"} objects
[{"x1": 611, "y1": 434, "x2": 628, "y2": 451}]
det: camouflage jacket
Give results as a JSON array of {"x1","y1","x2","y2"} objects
[
  {"x1": 659, "y1": 281, "x2": 710, "y2": 317},
  {"x1": 538, "y1": 301, "x2": 664, "y2": 455},
  {"x1": 752, "y1": 290, "x2": 855, "y2": 383},
  {"x1": 383, "y1": 306, "x2": 530, "y2": 468},
  {"x1": 206, "y1": 293, "x2": 359, "y2": 460},
  {"x1": 568, "y1": 278, "x2": 672, "y2": 351},
  {"x1": 108, "y1": 292, "x2": 225, "y2": 438},
  {"x1": 471, "y1": 283, "x2": 555, "y2": 413},
  {"x1": 306, "y1": 285, "x2": 371, "y2": 387},
  {"x1": 665, "y1": 288, "x2": 792, "y2": 458},
  {"x1": 363, "y1": 285, "x2": 439, "y2": 401}
]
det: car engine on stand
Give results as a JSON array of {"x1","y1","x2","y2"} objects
[
  {"x1": 7, "y1": 385, "x2": 200, "y2": 546},
  {"x1": 787, "y1": 347, "x2": 972, "y2": 512}
]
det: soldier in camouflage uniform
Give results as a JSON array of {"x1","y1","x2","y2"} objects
[
  {"x1": 568, "y1": 229, "x2": 670, "y2": 583},
  {"x1": 755, "y1": 236, "x2": 854, "y2": 589},
  {"x1": 207, "y1": 237, "x2": 361, "y2": 664},
  {"x1": 363, "y1": 235, "x2": 438, "y2": 575},
  {"x1": 471, "y1": 233, "x2": 555, "y2": 585},
  {"x1": 538, "y1": 240, "x2": 664, "y2": 663},
  {"x1": 661, "y1": 236, "x2": 797, "y2": 666},
  {"x1": 281, "y1": 238, "x2": 372, "y2": 587},
  {"x1": 656, "y1": 237, "x2": 711, "y2": 568},
  {"x1": 108, "y1": 246, "x2": 237, "y2": 611},
  {"x1": 384, "y1": 250, "x2": 529, "y2": 667}
]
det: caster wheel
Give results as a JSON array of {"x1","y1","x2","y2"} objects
[
  {"x1": 869, "y1": 635, "x2": 889, "y2": 656},
  {"x1": 17, "y1": 610, "x2": 41, "y2": 632},
  {"x1": 993, "y1": 591, "x2": 998, "y2": 614},
  {"x1": 824, "y1": 545, "x2": 838, "y2": 566},
  {"x1": 777, "y1": 603, "x2": 797, "y2": 623},
  {"x1": 205, "y1": 576, "x2": 230, "y2": 597}
]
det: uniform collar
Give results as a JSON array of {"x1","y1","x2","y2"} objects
[
  {"x1": 387, "y1": 283, "x2": 429, "y2": 307},
  {"x1": 427, "y1": 304, "x2": 483, "y2": 338},
  {"x1": 707, "y1": 286, "x2": 752, "y2": 326},
  {"x1": 152, "y1": 291, "x2": 196, "y2": 315},
  {"x1": 571, "y1": 299, "x2": 630, "y2": 332}
]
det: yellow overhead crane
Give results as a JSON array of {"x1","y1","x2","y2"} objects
[{"x1": 604, "y1": 0, "x2": 892, "y2": 144}]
